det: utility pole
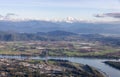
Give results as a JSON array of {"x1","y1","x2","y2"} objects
[{"x1": 45, "y1": 49, "x2": 49, "y2": 64}]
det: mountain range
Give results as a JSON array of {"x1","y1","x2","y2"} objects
[{"x1": 0, "y1": 20, "x2": 120, "y2": 34}]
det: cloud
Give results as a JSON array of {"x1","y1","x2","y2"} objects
[
  {"x1": 4, "y1": 13, "x2": 17, "y2": 19},
  {"x1": 94, "y1": 13, "x2": 120, "y2": 18},
  {"x1": 0, "y1": 15, "x2": 3, "y2": 18},
  {"x1": 94, "y1": 14, "x2": 105, "y2": 18},
  {"x1": 105, "y1": 13, "x2": 120, "y2": 18},
  {"x1": 0, "y1": 13, "x2": 18, "y2": 20}
]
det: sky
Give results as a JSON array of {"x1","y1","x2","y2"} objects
[{"x1": 0, "y1": 0, "x2": 120, "y2": 22}]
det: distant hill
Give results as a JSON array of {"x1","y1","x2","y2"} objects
[
  {"x1": 0, "y1": 30, "x2": 78, "y2": 41},
  {"x1": 47, "y1": 30, "x2": 77, "y2": 36}
]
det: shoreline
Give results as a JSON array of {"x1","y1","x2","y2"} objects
[
  {"x1": 95, "y1": 67, "x2": 110, "y2": 77},
  {"x1": 0, "y1": 54, "x2": 119, "y2": 59}
]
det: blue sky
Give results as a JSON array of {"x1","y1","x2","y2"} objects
[{"x1": 0, "y1": 0, "x2": 120, "y2": 21}]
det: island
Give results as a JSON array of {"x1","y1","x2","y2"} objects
[{"x1": 104, "y1": 61, "x2": 120, "y2": 70}]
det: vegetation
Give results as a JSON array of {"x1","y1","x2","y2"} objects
[{"x1": 104, "y1": 61, "x2": 120, "y2": 70}]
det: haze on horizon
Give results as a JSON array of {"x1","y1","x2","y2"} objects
[{"x1": 0, "y1": 0, "x2": 120, "y2": 22}]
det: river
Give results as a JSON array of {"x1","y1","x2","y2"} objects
[{"x1": 0, "y1": 55, "x2": 120, "y2": 77}]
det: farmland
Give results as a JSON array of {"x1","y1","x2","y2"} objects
[{"x1": 0, "y1": 41, "x2": 120, "y2": 59}]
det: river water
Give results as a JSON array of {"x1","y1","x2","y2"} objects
[{"x1": 0, "y1": 55, "x2": 120, "y2": 77}]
